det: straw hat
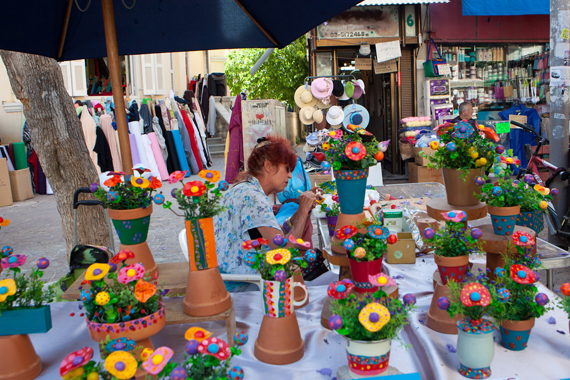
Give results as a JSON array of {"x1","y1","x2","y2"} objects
[
  {"x1": 326, "y1": 106, "x2": 344, "y2": 127},
  {"x1": 299, "y1": 106, "x2": 316, "y2": 125},
  {"x1": 343, "y1": 104, "x2": 370, "y2": 129},
  {"x1": 294, "y1": 85, "x2": 317, "y2": 108},
  {"x1": 311, "y1": 78, "x2": 333, "y2": 99},
  {"x1": 313, "y1": 109, "x2": 324, "y2": 124}
]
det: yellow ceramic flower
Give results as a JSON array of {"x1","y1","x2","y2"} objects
[
  {"x1": 539, "y1": 201, "x2": 548, "y2": 210},
  {"x1": 63, "y1": 367, "x2": 84, "y2": 380},
  {"x1": 429, "y1": 141, "x2": 439, "y2": 150},
  {"x1": 85, "y1": 263, "x2": 110, "y2": 281},
  {"x1": 131, "y1": 175, "x2": 150, "y2": 188},
  {"x1": 322, "y1": 142, "x2": 330, "y2": 151},
  {"x1": 534, "y1": 184, "x2": 550, "y2": 196},
  {"x1": 184, "y1": 327, "x2": 213, "y2": 342},
  {"x1": 140, "y1": 348, "x2": 154, "y2": 361},
  {"x1": 104, "y1": 351, "x2": 137, "y2": 379},
  {"x1": 266, "y1": 249, "x2": 291, "y2": 265},
  {"x1": 95, "y1": 291, "x2": 110, "y2": 306},
  {"x1": 199, "y1": 170, "x2": 221, "y2": 183},
  {"x1": 0, "y1": 279, "x2": 16, "y2": 302},
  {"x1": 358, "y1": 302, "x2": 391, "y2": 332}
]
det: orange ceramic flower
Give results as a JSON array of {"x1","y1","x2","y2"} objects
[
  {"x1": 534, "y1": 184, "x2": 550, "y2": 196},
  {"x1": 110, "y1": 250, "x2": 135, "y2": 264},
  {"x1": 0, "y1": 217, "x2": 10, "y2": 227},
  {"x1": 182, "y1": 181, "x2": 206, "y2": 197},
  {"x1": 184, "y1": 327, "x2": 213, "y2": 342},
  {"x1": 134, "y1": 280, "x2": 156, "y2": 303},
  {"x1": 500, "y1": 156, "x2": 521, "y2": 165},
  {"x1": 104, "y1": 175, "x2": 122, "y2": 187},
  {"x1": 199, "y1": 170, "x2": 221, "y2": 183},
  {"x1": 148, "y1": 177, "x2": 162, "y2": 190},
  {"x1": 561, "y1": 283, "x2": 570, "y2": 296}
]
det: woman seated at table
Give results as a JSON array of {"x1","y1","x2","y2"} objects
[{"x1": 214, "y1": 135, "x2": 317, "y2": 292}]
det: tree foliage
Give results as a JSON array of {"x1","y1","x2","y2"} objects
[{"x1": 225, "y1": 37, "x2": 308, "y2": 109}]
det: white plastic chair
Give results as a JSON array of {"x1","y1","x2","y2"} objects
[{"x1": 178, "y1": 229, "x2": 263, "y2": 290}]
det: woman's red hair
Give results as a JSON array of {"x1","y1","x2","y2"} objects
[{"x1": 246, "y1": 134, "x2": 297, "y2": 176}]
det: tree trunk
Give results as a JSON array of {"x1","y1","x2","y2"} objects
[{"x1": 1, "y1": 51, "x2": 111, "y2": 255}]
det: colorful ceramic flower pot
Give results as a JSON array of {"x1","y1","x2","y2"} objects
[
  {"x1": 185, "y1": 218, "x2": 218, "y2": 271},
  {"x1": 261, "y1": 277, "x2": 308, "y2": 318},
  {"x1": 488, "y1": 205, "x2": 520, "y2": 236},
  {"x1": 334, "y1": 168, "x2": 369, "y2": 215},
  {"x1": 456, "y1": 318, "x2": 495, "y2": 379},
  {"x1": 434, "y1": 254, "x2": 469, "y2": 285},
  {"x1": 0, "y1": 334, "x2": 42, "y2": 380},
  {"x1": 0, "y1": 305, "x2": 52, "y2": 336},
  {"x1": 499, "y1": 318, "x2": 535, "y2": 351},
  {"x1": 107, "y1": 205, "x2": 157, "y2": 277},
  {"x1": 516, "y1": 210, "x2": 545, "y2": 234},
  {"x1": 326, "y1": 215, "x2": 339, "y2": 237},
  {"x1": 345, "y1": 338, "x2": 391, "y2": 378},
  {"x1": 442, "y1": 168, "x2": 482, "y2": 207},
  {"x1": 348, "y1": 257, "x2": 383, "y2": 294}
]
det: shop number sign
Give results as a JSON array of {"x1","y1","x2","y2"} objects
[{"x1": 327, "y1": 31, "x2": 373, "y2": 38}]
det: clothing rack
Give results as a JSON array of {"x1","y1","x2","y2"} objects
[{"x1": 303, "y1": 74, "x2": 356, "y2": 86}]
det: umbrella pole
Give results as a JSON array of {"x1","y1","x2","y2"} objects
[{"x1": 102, "y1": 0, "x2": 133, "y2": 175}]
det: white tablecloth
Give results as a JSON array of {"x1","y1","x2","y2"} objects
[{"x1": 31, "y1": 256, "x2": 570, "y2": 380}]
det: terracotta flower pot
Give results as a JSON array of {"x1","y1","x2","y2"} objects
[
  {"x1": 488, "y1": 205, "x2": 520, "y2": 236},
  {"x1": 349, "y1": 257, "x2": 383, "y2": 294},
  {"x1": 330, "y1": 212, "x2": 367, "y2": 255},
  {"x1": 183, "y1": 218, "x2": 232, "y2": 317},
  {"x1": 107, "y1": 205, "x2": 157, "y2": 277},
  {"x1": 456, "y1": 318, "x2": 495, "y2": 379},
  {"x1": 345, "y1": 338, "x2": 391, "y2": 378},
  {"x1": 0, "y1": 335, "x2": 42, "y2": 380},
  {"x1": 442, "y1": 168, "x2": 482, "y2": 207},
  {"x1": 499, "y1": 318, "x2": 535, "y2": 351},
  {"x1": 334, "y1": 169, "x2": 369, "y2": 215},
  {"x1": 326, "y1": 215, "x2": 339, "y2": 237},
  {"x1": 516, "y1": 210, "x2": 545, "y2": 234},
  {"x1": 434, "y1": 254, "x2": 469, "y2": 285}
]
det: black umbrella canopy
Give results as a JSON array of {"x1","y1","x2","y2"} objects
[{"x1": 2, "y1": 0, "x2": 362, "y2": 61}]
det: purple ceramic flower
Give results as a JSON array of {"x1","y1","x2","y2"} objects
[
  {"x1": 274, "y1": 270, "x2": 287, "y2": 282},
  {"x1": 423, "y1": 228, "x2": 435, "y2": 239},
  {"x1": 403, "y1": 293, "x2": 416, "y2": 306},
  {"x1": 535, "y1": 293, "x2": 549, "y2": 306},
  {"x1": 89, "y1": 183, "x2": 99, "y2": 192},
  {"x1": 37, "y1": 258, "x2": 49, "y2": 269},
  {"x1": 329, "y1": 315, "x2": 343, "y2": 330},
  {"x1": 273, "y1": 234, "x2": 285, "y2": 247},
  {"x1": 474, "y1": 176, "x2": 485, "y2": 186},
  {"x1": 552, "y1": 188, "x2": 559, "y2": 196},
  {"x1": 186, "y1": 340, "x2": 200, "y2": 355},
  {"x1": 523, "y1": 174, "x2": 534, "y2": 184},
  {"x1": 495, "y1": 145, "x2": 505, "y2": 154},
  {"x1": 437, "y1": 297, "x2": 450, "y2": 310},
  {"x1": 471, "y1": 228, "x2": 482, "y2": 240}
]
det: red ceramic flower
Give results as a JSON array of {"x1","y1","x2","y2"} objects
[
  {"x1": 1, "y1": 254, "x2": 26, "y2": 269},
  {"x1": 460, "y1": 283, "x2": 491, "y2": 307},
  {"x1": 108, "y1": 171, "x2": 126, "y2": 176},
  {"x1": 110, "y1": 250, "x2": 135, "y2": 264},
  {"x1": 197, "y1": 337, "x2": 231, "y2": 360},
  {"x1": 512, "y1": 231, "x2": 535, "y2": 247},
  {"x1": 345, "y1": 141, "x2": 367, "y2": 161},
  {"x1": 60, "y1": 346, "x2": 93, "y2": 377},
  {"x1": 327, "y1": 280, "x2": 355, "y2": 299},
  {"x1": 500, "y1": 156, "x2": 521, "y2": 165},
  {"x1": 335, "y1": 225, "x2": 358, "y2": 240},
  {"x1": 132, "y1": 166, "x2": 151, "y2": 175},
  {"x1": 182, "y1": 181, "x2": 206, "y2": 197},
  {"x1": 104, "y1": 175, "x2": 122, "y2": 187},
  {"x1": 510, "y1": 264, "x2": 536, "y2": 284},
  {"x1": 242, "y1": 238, "x2": 268, "y2": 250},
  {"x1": 148, "y1": 176, "x2": 162, "y2": 190},
  {"x1": 331, "y1": 194, "x2": 339, "y2": 202}
]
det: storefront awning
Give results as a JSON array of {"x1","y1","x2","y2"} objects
[
  {"x1": 461, "y1": 0, "x2": 549, "y2": 16},
  {"x1": 358, "y1": 0, "x2": 449, "y2": 5}
]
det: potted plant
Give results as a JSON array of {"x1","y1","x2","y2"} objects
[
  {"x1": 81, "y1": 254, "x2": 165, "y2": 360},
  {"x1": 428, "y1": 120, "x2": 498, "y2": 206},
  {"x1": 558, "y1": 283, "x2": 570, "y2": 333},
  {"x1": 515, "y1": 174, "x2": 557, "y2": 233},
  {"x1": 161, "y1": 169, "x2": 231, "y2": 317},
  {"x1": 59, "y1": 346, "x2": 114, "y2": 380},
  {"x1": 423, "y1": 210, "x2": 483, "y2": 285},
  {"x1": 242, "y1": 234, "x2": 311, "y2": 364},
  {"x1": 0, "y1": 238, "x2": 56, "y2": 380},
  {"x1": 335, "y1": 222, "x2": 397, "y2": 294},
  {"x1": 493, "y1": 233, "x2": 550, "y2": 351},
  {"x1": 92, "y1": 167, "x2": 163, "y2": 276},
  {"x1": 327, "y1": 277, "x2": 417, "y2": 378},
  {"x1": 438, "y1": 272, "x2": 502, "y2": 379},
  {"x1": 320, "y1": 194, "x2": 340, "y2": 237}
]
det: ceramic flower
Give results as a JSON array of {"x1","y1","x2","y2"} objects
[
  {"x1": 148, "y1": 176, "x2": 162, "y2": 190},
  {"x1": 452, "y1": 120, "x2": 474, "y2": 139},
  {"x1": 497, "y1": 288, "x2": 511, "y2": 303},
  {"x1": 510, "y1": 264, "x2": 536, "y2": 284},
  {"x1": 331, "y1": 194, "x2": 339, "y2": 202},
  {"x1": 441, "y1": 210, "x2": 467, "y2": 223},
  {"x1": 343, "y1": 239, "x2": 355, "y2": 250},
  {"x1": 495, "y1": 267, "x2": 506, "y2": 278},
  {"x1": 539, "y1": 201, "x2": 548, "y2": 210},
  {"x1": 153, "y1": 193, "x2": 165, "y2": 205},
  {"x1": 429, "y1": 141, "x2": 439, "y2": 150},
  {"x1": 199, "y1": 170, "x2": 221, "y2": 182},
  {"x1": 60, "y1": 346, "x2": 93, "y2": 377},
  {"x1": 140, "y1": 348, "x2": 154, "y2": 361},
  {"x1": 500, "y1": 156, "x2": 521, "y2": 165},
  {"x1": 110, "y1": 250, "x2": 135, "y2": 264},
  {"x1": 197, "y1": 337, "x2": 231, "y2": 360},
  {"x1": 474, "y1": 176, "x2": 485, "y2": 186},
  {"x1": 0, "y1": 279, "x2": 16, "y2": 302},
  {"x1": 182, "y1": 181, "x2": 206, "y2": 197},
  {"x1": 244, "y1": 253, "x2": 256, "y2": 266},
  {"x1": 305, "y1": 249, "x2": 317, "y2": 262},
  {"x1": 168, "y1": 170, "x2": 188, "y2": 184},
  {"x1": 134, "y1": 279, "x2": 156, "y2": 303},
  {"x1": 107, "y1": 191, "x2": 120, "y2": 202},
  {"x1": 353, "y1": 247, "x2": 366, "y2": 259},
  {"x1": 322, "y1": 142, "x2": 330, "y2": 151},
  {"x1": 37, "y1": 257, "x2": 49, "y2": 269},
  {"x1": 534, "y1": 184, "x2": 550, "y2": 196},
  {"x1": 512, "y1": 231, "x2": 535, "y2": 247},
  {"x1": 329, "y1": 130, "x2": 343, "y2": 139},
  {"x1": 131, "y1": 175, "x2": 150, "y2": 188},
  {"x1": 387, "y1": 234, "x2": 398, "y2": 244},
  {"x1": 495, "y1": 145, "x2": 505, "y2": 154},
  {"x1": 446, "y1": 142, "x2": 457, "y2": 152},
  {"x1": 105, "y1": 338, "x2": 136, "y2": 353},
  {"x1": 327, "y1": 280, "x2": 354, "y2": 299},
  {"x1": 104, "y1": 351, "x2": 137, "y2": 379},
  {"x1": 368, "y1": 273, "x2": 396, "y2": 287},
  {"x1": 95, "y1": 291, "x2": 110, "y2": 306},
  {"x1": 118, "y1": 263, "x2": 145, "y2": 284},
  {"x1": 471, "y1": 228, "x2": 482, "y2": 240},
  {"x1": 335, "y1": 225, "x2": 358, "y2": 240},
  {"x1": 83, "y1": 263, "x2": 109, "y2": 281},
  {"x1": 234, "y1": 331, "x2": 248, "y2": 346},
  {"x1": 80, "y1": 289, "x2": 93, "y2": 302},
  {"x1": 561, "y1": 283, "x2": 570, "y2": 296},
  {"x1": 242, "y1": 238, "x2": 269, "y2": 250},
  {"x1": 104, "y1": 175, "x2": 122, "y2": 187},
  {"x1": 288, "y1": 234, "x2": 311, "y2": 249},
  {"x1": 266, "y1": 248, "x2": 291, "y2": 265},
  {"x1": 403, "y1": 293, "x2": 417, "y2": 306},
  {"x1": 367, "y1": 225, "x2": 390, "y2": 239},
  {"x1": 1, "y1": 246, "x2": 13, "y2": 257},
  {"x1": 329, "y1": 315, "x2": 343, "y2": 330},
  {"x1": 358, "y1": 303, "x2": 391, "y2": 332},
  {"x1": 0, "y1": 218, "x2": 11, "y2": 228},
  {"x1": 1, "y1": 254, "x2": 26, "y2": 269},
  {"x1": 552, "y1": 188, "x2": 559, "y2": 196},
  {"x1": 423, "y1": 228, "x2": 435, "y2": 239},
  {"x1": 218, "y1": 181, "x2": 229, "y2": 191},
  {"x1": 437, "y1": 297, "x2": 450, "y2": 310},
  {"x1": 491, "y1": 186, "x2": 502, "y2": 196},
  {"x1": 133, "y1": 166, "x2": 151, "y2": 175},
  {"x1": 460, "y1": 283, "x2": 491, "y2": 307},
  {"x1": 345, "y1": 141, "x2": 366, "y2": 161},
  {"x1": 171, "y1": 366, "x2": 189, "y2": 380},
  {"x1": 535, "y1": 293, "x2": 549, "y2": 306},
  {"x1": 142, "y1": 346, "x2": 174, "y2": 375},
  {"x1": 185, "y1": 327, "x2": 213, "y2": 342}
]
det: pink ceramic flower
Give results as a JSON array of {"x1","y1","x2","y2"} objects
[
  {"x1": 512, "y1": 231, "x2": 535, "y2": 247},
  {"x1": 1, "y1": 254, "x2": 26, "y2": 269},
  {"x1": 500, "y1": 156, "x2": 521, "y2": 165},
  {"x1": 197, "y1": 337, "x2": 231, "y2": 360},
  {"x1": 168, "y1": 170, "x2": 188, "y2": 184},
  {"x1": 288, "y1": 234, "x2": 311, "y2": 249},
  {"x1": 368, "y1": 273, "x2": 396, "y2": 287},
  {"x1": 441, "y1": 210, "x2": 467, "y2": 223},
  {"x1": 118, "y1": 263, "x2": 145, "y2": 284},
  {"x1": 60, "y1": 346, "x2": 93, "y2": 377},
  {"x1": 329, "y1": 130, "x2": 343, "y2": 140},
  {"x1": 142, "y1": 346, "x2": 173, "y2": 375}
]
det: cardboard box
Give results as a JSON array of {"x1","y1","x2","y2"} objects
[
  {"x1": 408, "y1": 162, "x2": 443, "y2": 184},
  {"x1": 310, "y1": 173, "x2": 333, "y2": 188},
  {"x1": 9, "y1": 168, "x2": 34, "y2": 202},
  {"x1": 386, "y1": 232, "x2": 416, "y2": 264},
  {"x1": 413, "y1": 147, "x2": 435, "y2": 166},
  {"x1": 0, "y1": 158, "x2": 13, "y2": 207}
]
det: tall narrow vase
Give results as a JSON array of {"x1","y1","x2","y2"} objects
[
  {"x1": 326, "y1": 215, "x2": 339, "y2": 237},
  {"x1": 456, "y1": 318, "x2": 495, "y2": 379},
  {"x1": 183, "y1": 218, "x2": 232, "y2": 317},
  {"x1": 108, "y1": 204, "x2": 157, "y2": 277}
]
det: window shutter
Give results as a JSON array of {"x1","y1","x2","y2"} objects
[
  {"x1": 71, "y1": 60, "x2": 87, "y2": 97},
  {"x1": 59, "y1": 61, "x2": 73, "y2": 96},
  {"x1": 154, "y1": 53, "x2": 165, "y2": 95},
  {"x1": 142, "y1": 54, "x2": 155, "y2": 95}
]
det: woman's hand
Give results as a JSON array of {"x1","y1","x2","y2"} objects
[{"x1": 298, "y1": 191, "x2": 317, "y2": 214}]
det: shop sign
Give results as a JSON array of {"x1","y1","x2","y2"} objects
[
  {"x1": 355, "y1": 58, "x2": 373, "y2": 70},
  {"x1": 375, "y1": 40, "x2": 401, "y2": 63},
  {"x1": 404, "y1": 5, "x2": 416, "y2": 37},
  {"x1": 374, "y1": 59, "x2": 397, "y2": 74},
  {"x1": 316, "y1": 6, "x2": 399, "y2": 40}
]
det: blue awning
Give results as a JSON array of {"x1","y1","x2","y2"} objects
[{"x1": 462, "y1": 0, "x2": 549, "y2": 16}]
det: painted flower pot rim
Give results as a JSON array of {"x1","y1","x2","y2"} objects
[
  {"x1": 434, "y1": 254, "x2": 469, "y2": 266},
  {"x1": 108, "y1": 204, "x2": 153, "y2": 220},
  {"x1": 487, "y1": 205, "x2": 521, "y2": 216},
  {"x1": 86, "y1": 304, "x2": 164, "y2": 328},
  {"x1": 343, "y1": 335, "x2": 391, "y2": 345},
  {"x1": 500, "y1": 317, "x2": 535, "y2": 331},
  {"x1": 348, "y1": 257, "x2": 384, "y2": 264}
]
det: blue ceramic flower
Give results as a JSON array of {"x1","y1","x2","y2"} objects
[
  {"x1": 367, "y1": 225, "x2": 390, "y2": 239},
  {"x1": 495, "y1": 267, "x2": 505, "y2": 278},
  {"x1": 492, "y1": 186, "x2": 502, "y2": 196},
  {"x1": 497, "y1": 288, "x2": 511, "y2": 303},
  {"x1": 153, "y1": 194, "x2": 165, "y2": 205},
  {"x1": 244, "y1": 253, "x2": 256, "y2": 267},
  {"x1": 234, "y1": 331, "x2": 248, "y2": 346},
  {"x1": 218, "y1": 180, "x2": 229, "y2": 191},
  {"x1": 453, "y1": 120, "x2": 474, "y2": 139},
  {"x1": 305, "y1": 249, "x2": 317, "y2": 262},
  {"x1": 446, "y1": 142, "x2": 457, "y2": 152},
  {"x1": 105, "y1": 337, "x2": 136, "y2": 352},
  {"x1": 343, "y1": 239, "x2": 355, "y2": 251},
  {"x1": 1, "y1": 246, "x2": 12, "y2": 257},
  {"x1": 80, "y1": 289, "x2": 93, "y2": 302}
]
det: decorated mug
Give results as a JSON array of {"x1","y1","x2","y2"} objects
[{"x1": 261, "y1": 277, "x2": 308, "y2": 318}]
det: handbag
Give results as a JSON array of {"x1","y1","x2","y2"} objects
[{"x1": 423, "y1": 39, "x2": 447, "y2": 78}]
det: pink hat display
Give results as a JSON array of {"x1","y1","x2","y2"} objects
[
  {"x1": 352, "y1": 81, "x2": 363, "y2": 99},
  {"x1": 311, "y1": 78, "x2": 333, "y2": 99}
]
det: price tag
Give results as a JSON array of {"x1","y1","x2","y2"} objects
[
  {"x1": 437, "y1": 64, "x2": 451, "y2": 76},
  {"x1": 355, "y1": 58, "x2": 372, "y2": 70},
  {"x1": 496, "y1": 122, "x2": 510, "y2": 134},
  {"x1": 561, "y1": 28, "x2": 570, "y2": 40}
]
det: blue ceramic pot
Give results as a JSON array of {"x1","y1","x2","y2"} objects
[
  {"x1": 334, "y1": 169, "x2": 369, "y2": 215},
  {"x1": 0, "y1": 305, "x2": 52, "y2": 336},
  {"x1": 499, "y1": 318, "x2": 534, "y2": 351},
  {"x1": 516, "y1": 210, "x2": 545, "y2": 234},
  {"x1": 488, "y1": 206, "x2": 520, "y2": 236}
]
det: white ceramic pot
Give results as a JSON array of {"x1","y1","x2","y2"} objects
[
  {"x1": 345, "y1": 338, "x2": 391, "y2": 378},
  {"x1": 456, "y1": 319, "x2": 495, "y2": 379}
]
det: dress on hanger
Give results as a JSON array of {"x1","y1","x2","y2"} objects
[
  {"x1": 99, "y1": 114, "x2": 122, "y2": 172},
  {"x1": 93, "y1": 127, "x2": 114, "y2": 172},
  {"x1": 80, "y1": 105, "x2": 100, "y2": 174},
  {"x1": 225, "y1": 95, "x2": 245, "y2": 183}
]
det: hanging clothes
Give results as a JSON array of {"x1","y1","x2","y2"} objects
[
  {"x1": 225, "y1": 95, "x2": 245, "y2": 183},
  {"x1": 80, "y1": 105, "x2": 99, "y2": 174},
  {"x1": 178, "y1": 105, "x2": 204, "y2": 172},
  {"x1": 174, "y1": 108, "x2": 200, "y2": 174},
  {"x1": 499, "y1": 104, "x2": 539, "y2": 173},
  {"x1": 200, "y1": 86, "x2": 210, "y2": 132},
  {"x1": 99, "y1": 114, "x2": 122, "y2": 172},
  {"x1": 147, "y1": 132, "x2": 169, "y2": 180},
  {"x1": 190, "y1": 101, "x2": 212, "y2": 164},
  {"x1": 207, "y1": 95, "x2": 217, "y2": 137},
  {"x1": 152, "y1": 116, "x2": 168, "y2": 161},
  {"x1": 187, "y1": 112, "x2": 208, "y2": 167},
  {"x1": 128, "y1": 100, "x2": 140, "y2": 122},
  {"x1": 129, "y1": 120, "x2": 160, "y2": 178},
  {"x1": 28, "y1": 151, "x2": 46, "y2": 194},
  {"x1": 156, "y1": 104, "x2": 181, "y2": 173},
  {"x1": 140, "y1": 103, "x2": 153, "y2": 134},
  {"x1": 93, "y1": 127, "x2": 114, "y2": 172}
]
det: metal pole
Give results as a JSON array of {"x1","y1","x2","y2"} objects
[
  {"x1": 102, "y1": 0, "x2": 133, "y2": 175},
  {"x1": 548, "y1": 0, "x2": 570, "y2": 246}
]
